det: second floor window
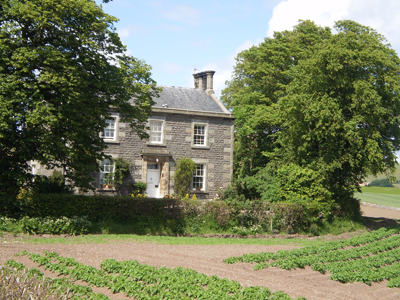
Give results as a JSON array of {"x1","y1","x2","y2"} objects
[
  {"x1": 149, "y1": 120, "x2": 163, "y2": 143},
  {"x1": 103, "y1": 118, "x2": 116, "y2": 140},
  {"x1": 193, "y1": 124, "x2": 206, "y2": 146}
]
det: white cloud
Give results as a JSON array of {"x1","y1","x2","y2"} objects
[
  {"x1": 345, "y1": 0, "x2": 400, "y2": 51},
  {"x1": 117, "y1": 25, "x2": 145, "y2": 38},
  {"x1": 266, "y1": 0, "x2": 400, "y2": 53},
  {"x1": 267, "y1": 0, "x2": 350, "y2": 37},
  {"x1": 161, "y1": 5, "x2": 201, "y2": 26}
]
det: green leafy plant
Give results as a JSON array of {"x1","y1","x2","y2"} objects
[
  {"x1": 17, "y1": 251, "x2": 304, "y2": 300},
  {"x1": 174, "y1": 157, "x2": 196, "y2": 198},
  {"x1": 18, "y1": 216, "x2": 91, "y2": 235},
  {"x1": 107, "y1": 158, "x2": 131, "y2": 195},
  {"x1": 224, "y1": 227, "x2": 400, "y2": 288},
  {"x1": 30, "y1": 170, "x2": 73, "y2": 195},
  {"x1": 133, "y1": 181, "x2": 147, "y2": 195}
]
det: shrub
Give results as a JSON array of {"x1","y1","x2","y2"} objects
[
  {"x1": 18, "y1": 216, "x2": 91, "y2": 235},
  {"x1": 30, "y1": 170, "x2": 73, "y2": 194},
  {"x1": 133, "y1": 181, "x2": 147, "y2": 194},
  {"x1": 108, "y1": 157, "x2": 131, "y2": 195},
  {"x1": 223, "y1": 166, "x2": 279, "y2": 202},
  {"x1": 228, "y1": 200, "x2": 269, "y2": 230},
  {"x1": 270, "y1": 202, "x2": 304, "y2": 233},
  {"x1": 174, "y1": 157, "x2": 196, "y2": 198},
  {"x1": 0, "y1": 217, "x2": 20, "y2": 234},
  {"x1": 17, "y1": 194, "x2": 182, "y2": 223},
  {"x1": 276, "y1": 164, "x2": 334, "y2": 223},
  {"x1": 369, "y1": 178, "x2": 394, "y2": 187},
  {"x1": 232, "y1": 224, "x2": 263, "y2": 236},
  {"x1": 204, "y1": 201, "x2": 231, "y2": 227}
]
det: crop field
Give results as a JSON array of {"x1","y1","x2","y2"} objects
[
  {"x1": 224, "y1": 228, "x2": 400, "y2": 287},
  {"x1": 2, "y1": 227, "x2": 400, "y2": 299},
  {"x1": 3, "y1": 251, "x2": 301, "y2": 300}
]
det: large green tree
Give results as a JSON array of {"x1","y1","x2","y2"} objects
[
  {"x1": 223, "y1": 20, "x2": 332, "y2": 178},
  {"x1": 0, "y1": 0, "x2": 159, "y2": 197},
  {"x1": 223, "y1": 20, "x2": 400, "y2": 217}
]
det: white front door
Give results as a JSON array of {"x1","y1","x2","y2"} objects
[{"x1": 146, "y1": 163, "x2": 160, "y2": 198}]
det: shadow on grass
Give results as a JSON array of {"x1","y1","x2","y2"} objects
[{"x1": 362, "y1": 216, "x2": 400, "y2": 231}]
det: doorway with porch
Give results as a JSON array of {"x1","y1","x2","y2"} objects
[{"x1": 146, "y1": 163, "x2": 160, "y2": 198}]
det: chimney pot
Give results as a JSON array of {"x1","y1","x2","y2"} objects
[{"x1": 193, "y1": 70, "x2": 215, "y2": 92}]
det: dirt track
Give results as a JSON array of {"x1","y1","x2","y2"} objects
[{"x1": 1, "y1": 205, "x2": 400, "y2": 300}]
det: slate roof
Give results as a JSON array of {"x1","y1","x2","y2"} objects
[{"x1": 153, "y1": 86, "x2": 225, "y2": 113}]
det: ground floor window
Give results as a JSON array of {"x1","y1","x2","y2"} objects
[
  {"x1": 100, "y1": 159, "x2": 114, "y2": 186},
  {"x1": 193, "y1": 164, "x2": 205, "y2": 191}
]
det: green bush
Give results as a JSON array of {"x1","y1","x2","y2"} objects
[
  {"x1": 223, "y1": 166, "x2": 279, "y2": 202},
  {"x1": 108, "y1": 157, "x2": 131, "y2": 195},
  {"x1": 0, "y1": 216, "x2": 91, "y2": 235},
  {"x1": 174, "y1": 157, "x2": 196, "y2": 198},
  {"x1": 276, "y1": 164, "x2": 334, "y2": 223},
  {"x1": 0, "y1": 217, "x2": 19, "y2": 233},
  {"x1": 19, "y1": 216, "x2": 91, "y2": 235},
  {"x1": 133, "y1": 181, "x2": 147, "y2": 194},
  {"x1": 204, "y1": 201, "x2": 231, "y2": 227},
  {"x1": 16, "y1": 194, "x2": 183, "y2": 225},
  {"x1": 270, "y1": 202, "x2": 305, "y2": 233},
  {"x1": 30, "y1": 170, "x2": 73, "y2": 194},
  {"x1": 369, "y1": 178, "x2": 394, "y2": 187}
]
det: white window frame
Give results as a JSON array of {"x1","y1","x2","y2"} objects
[
  {"x1": 191, "y1": 121, "x2": 208, "y2": 148},
  {"x1": 101, "y1": 114, "x2": 119, "y2": 143},
  {"x1": 192, "y1": 164, "x2": 206, "y2": 191},
  {"x1": 100, "y1": 159, "x2": 115, "y2": 186},
  {"x1": 148, "y1": 119, "x2": 165, "y2": 145}
]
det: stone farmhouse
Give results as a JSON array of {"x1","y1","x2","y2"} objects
[{"x1": 95, "y1": 70, "x2": 234, "y2": 199}]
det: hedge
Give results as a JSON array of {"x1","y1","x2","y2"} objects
[{"x1": 16, "y1": 194, "x2": 182, "y2": 222}]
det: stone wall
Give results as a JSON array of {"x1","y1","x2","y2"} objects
[{"x1": 99, "y1": 109, "x2": 234, "y2": 199}]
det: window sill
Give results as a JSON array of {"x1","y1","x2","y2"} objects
[
  {"x1": 191, "y1": 145, "x2": 210, "y2": 150},
  {"x1": 103, "y1": 139, "x2": 120, "y2": 144},
  {"x1": 97, "y1": 188, "x2": 115, "y2": 192},
  {"x1": 147, "y1": 142, "x2": 166, "y2": 147}
]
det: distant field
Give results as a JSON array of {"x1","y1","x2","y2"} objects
[
  {"x1": 356, "y1": 186, "x2": 400, "y2": 208},
  {"x1": 360, "y1": 187, "x2": 400, "y2": 195}
]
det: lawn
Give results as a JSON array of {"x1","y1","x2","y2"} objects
[{"x1": 355, "y1": 186, "x2": 400, "y2": 208}]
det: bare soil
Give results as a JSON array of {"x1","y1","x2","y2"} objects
[{"x1": 1, "y1": 205, "x2": 400, "y2": 300}]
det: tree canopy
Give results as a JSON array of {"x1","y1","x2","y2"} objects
[
  {"x1": 222, "y1": 20, "x2": 400, "y2": 218},
  {"x1": 0, "y1": 0, "x2": 160, "y2": 197}
]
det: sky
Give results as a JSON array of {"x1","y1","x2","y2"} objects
[{"x1": 96, "y1": 0, "x2": 400, "y2": 97}]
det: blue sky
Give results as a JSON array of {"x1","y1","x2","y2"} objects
[{"x1": 97, "y1": 0, "x2": 400, "y2": 97}]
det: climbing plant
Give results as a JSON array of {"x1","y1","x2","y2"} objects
[{"x1": 108, "y1": 158, "x2": 131, "y2": 195}]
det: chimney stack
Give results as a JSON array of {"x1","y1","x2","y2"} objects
[{"x1": 193, "y1": 70, "x2": 215, "y2": 95}]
